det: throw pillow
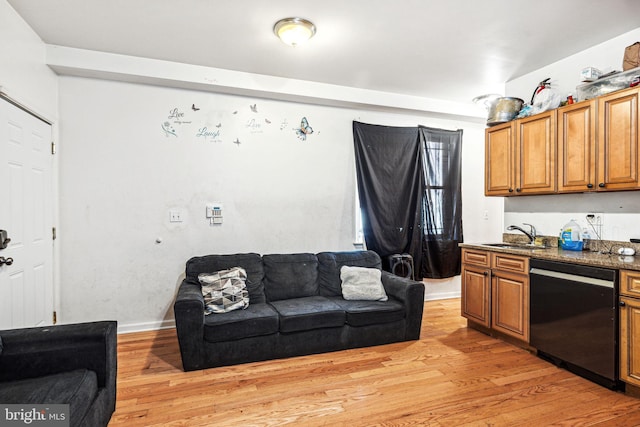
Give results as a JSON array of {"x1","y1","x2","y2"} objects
[
  {"x1": 340, "y1": 266, "x2": 388, "y2": 301},
  {"x1": 199, "y1": 267, "x2": 250, "y2": 315}
]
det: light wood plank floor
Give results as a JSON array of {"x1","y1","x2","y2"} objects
[{"x1": 110, "y1": 299, "x2": 640, "y2": 426}]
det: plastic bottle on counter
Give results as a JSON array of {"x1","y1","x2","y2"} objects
[{"x1": 560, "y1": 219, "x2": 584, "y2": 251}]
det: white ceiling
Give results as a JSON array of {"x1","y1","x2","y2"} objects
[{"x1": 8, "y1": 0, "x2": 640, "y2": 104}]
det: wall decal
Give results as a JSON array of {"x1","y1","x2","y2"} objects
[
  {"x1": 295, "y1": 117, "x2": 314, "y2": 141},
  {"x1": 162, "y1": 122, "x2": 177, "y2": 137},
  {"x1": 192, "y1": 104, "x2": 200, "y2": 111},
  {"x1": 280, "y1": 119, "x2": 288, "y2": 130},
  {"x1": 233, "y1": 138, "x2": 241, "y2": 146},
  {"x1": 196, "y1": 126, "x2": 222, "y2": 142},
  {"x1": 265, "y1": 118, "x2": 271, "y2": 124},
  {"x1": 167, "y1": 107, "x2": 191, "y2": 125},
  {"x1": 216, "y1": 123, "x2": 222, "y2": 128},
  {"x1": 245, "y1": 118, "x2": 263, "y2": 134},
  {"x1": 232, "y1": 111, "x2": 238, "y2": 115},
  {"x1": 250, "y1": 104, "x2": 258, "y2": 113}
]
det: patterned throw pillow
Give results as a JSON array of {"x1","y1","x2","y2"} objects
[{"x1": 199, "y1": 267, "x2": 250, "y2": 314}]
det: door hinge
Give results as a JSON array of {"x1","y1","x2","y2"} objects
[
  {"x1": 51, "y1": 141, "x2": 56, "y2": 155},
  {"x1": 52, "y1": 227, "x2": 57, "y2": 240},
  {"x1": 53, "y1": 311, "x2": 57, "y2": 324}
]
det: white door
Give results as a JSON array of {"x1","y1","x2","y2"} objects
[{"x1": 0, "y1": 97, "x2": 54, "y2": 329}]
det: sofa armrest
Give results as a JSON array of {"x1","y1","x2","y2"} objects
[
  {"x1": 381, "y1": 271, "x2": 425, "y2": 340},
  {"x1": 0, "y1": 321, "x2": 117, "y2": 392},
  {"x1": 173, "y1": 279, "x2": 206, "y2": 371}
]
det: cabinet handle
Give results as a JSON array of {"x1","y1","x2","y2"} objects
[
  {"x1": 620, "y1": 301, "x2": 626, "y2": 307},
  {"x1": 483, "y1": 271, "x2": 488, "y2": 276},
  {"x1": 508, "y1": 188, "x2": 514, "y2": 193},
  {"x1": 516, "y1": 188, "x2": 522, "y2": 192},
  {"x1": 587, "y1": 183, "x2": 593, "y2": 189},
  {"x1": 599, "y1": 183, "x2": 605, "y2": 188}
]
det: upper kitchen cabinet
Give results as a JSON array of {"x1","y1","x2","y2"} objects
[
  {"x1": 597, "y1": 86, "x2": 640, "y2": 191},
  {"x1": 485, "y1": 110, "x2": 556, "y2": 196},
  {"x1": 557, "y1": 100, "x2": 597, "y2": 192},
  {"x1": 485, "y1": 121, "x2": 515, "y2": 196}
]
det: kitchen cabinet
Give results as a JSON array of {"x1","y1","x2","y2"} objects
[
  {"x1": 486, "y1": 86, "x2": 640, "y2": 196},
  {"x1": 597, "y1": 87, "x2": 640, "y2": 191},
  {"x1": 485, "y1": 110, "x2": 556, "y2": 196},
  {"x1": 461, "y1": 249, "x2": 491, "y2": 327},
  {"x1": 557, "y1": 100, "x2": 597, "y2": 192},
  {"x1": 620, "y1": 270, "x2": 640, "y2": 387},
  {"x1": 461, "y1": 249, "x2": 529, "y2": 342}
]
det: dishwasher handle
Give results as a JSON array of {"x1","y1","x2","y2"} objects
[{"x1": 530, "y1": 267, "x2": 615, "y2": 289}]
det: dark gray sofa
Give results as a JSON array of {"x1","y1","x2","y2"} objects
[
  {"x1": 0, "y1": 321, "x2": 117, "y2": 427},
  {"x1": 174, "y1": 250, "x2": 425, "y2": 371}
]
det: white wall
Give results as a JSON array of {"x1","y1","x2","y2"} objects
[
  {"x1": 507, "y1": 28, "x2": 640, "y2": 103},
  {"x1": 57, "y1": 76, "x2": 493, "y2": 330},
  {"x1": 503, "y1": 27, "x2": 640, "y2": 242},
  {"x1": 0, "y1": 0, "x2": 58, "y2": 119}
]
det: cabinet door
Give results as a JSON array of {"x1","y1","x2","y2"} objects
[
  {"x1": 557, "y1": 100, "x2": 596, "y2": 192},
  {"x1": 485, "y1": 122, "x2": 514, "y2": 196},
  {"x1": 516, "y1": 111, "x2": 556, "y2": 194},
  {"x1": 491, "y1": 271, "x2": 529, "y2": 342},
  {"x1": 597, "y1": 87, "x2": 639, "y2": 190},
  {"x1": 461, "y1": 265, "x2": 490, "y2": 328},
  {"x1": 620, "y1": 296, "x2": 640, "y2": 387}
]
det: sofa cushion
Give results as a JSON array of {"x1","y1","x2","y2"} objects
[
  {"x1": 203, "y1": 303, "x2": 279, "y2": 343},
  {"x1": 328, "y1": 297, "x2": 405, "y2": 327},
  {"x1": 317, "y1": 251, "x2": 382, "y2": 297},
  {"x1": 270, "y1": 296, "x2": 345, "y2": 333},
  {"x1": 340, "y1": 265, "x2": 388, "y2": 301},
  {"x1": 186, "y1": 253, "x2": 266, "y2": 304},
  {"x1": 0, "y1": 369, "x2": 97, "y2": 424},
  {"x1": 263, "y1": 253, "x2": 319, "y2": 302},
  {"x1": 199, "y1": 267, "x2": 250, "y2": 314}
]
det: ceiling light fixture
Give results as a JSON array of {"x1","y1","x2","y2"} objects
[{"x1": 273, "y1": 17, "x2": 316, "y2": 47}]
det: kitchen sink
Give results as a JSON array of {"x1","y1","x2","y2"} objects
[{"x1": 482, "y1": 242, "x2": 548, "y2": 250}]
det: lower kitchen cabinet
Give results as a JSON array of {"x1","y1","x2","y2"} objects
[
  {"x1": 492, "y1": 270, "x2": 529, "y2": 341},
  {"x1": 461, "y1": 249, "x2": 529, "y2": 343},
  {"x1": 620, "y1": 270, "x2": 640, "y2": 387}
]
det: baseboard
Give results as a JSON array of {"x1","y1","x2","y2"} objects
[
  {"x1": 424, "y1": 291, "x2": 461, "y2": 301},
  {"x1": 118, "y1": 319, "x2": 176, "y2": 334}
]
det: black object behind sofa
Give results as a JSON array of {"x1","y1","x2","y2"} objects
[
  {"x1": 174, "y1": 250, "x2": 425, "y2": 371},
  {"x1": 0, "y1": 321, "x2": 117, "y2": 427}
]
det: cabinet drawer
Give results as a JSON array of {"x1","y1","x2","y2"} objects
[
  {"x1": 491, "y1": 253, "x2": 529, "y2": 274},
  {"x1": 621, "y1": 270, "x2": 640, "y2": 298},
  {"x1": 462, "y1": 249, "x2": 490, "y2": 267}
]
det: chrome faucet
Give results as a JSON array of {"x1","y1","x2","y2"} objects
[{"x1": 507, "y1": 223, "x2": 536, "y2": 245}]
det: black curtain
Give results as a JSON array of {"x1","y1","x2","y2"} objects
[
  {"x1": 353, "y1": 122, "x2": 424, "y2": 276},
  {"x1": 419, "y1": 126, "x2": 463, "y2": 279},
  {"x1": 353, "y1": 122, "x2": 463, "y2": 280}
]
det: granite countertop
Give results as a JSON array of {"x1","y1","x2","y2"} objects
[{"x1": 460, "y1": 241, "x2": 640, "y2": 271}]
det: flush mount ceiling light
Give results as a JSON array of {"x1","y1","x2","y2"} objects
[{"x1": 273, "y1": 17, "x2": 316, "y2": 47}]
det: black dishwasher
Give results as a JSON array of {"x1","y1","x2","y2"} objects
[{"x1": 529, "y1": 259, "x2": 620, "y2": 389}]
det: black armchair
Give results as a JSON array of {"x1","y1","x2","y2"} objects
[{"x1": 0, "y1": 321, "x2": 117, "y2": 427}]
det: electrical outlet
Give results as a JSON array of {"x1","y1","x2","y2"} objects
[
  {"x1": 169, "y1": 210, "x2": 183, "y2": 223},
  {"x1": 586, "y1": 213, "x2": 604, "y2": 226}
]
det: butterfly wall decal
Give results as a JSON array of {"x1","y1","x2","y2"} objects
[
  {"x1": 250, "y1": 104, "x2": 258, "y2": 113},
  {"x1": 295, "y1": 117, "x2": 314, "y2": 141}
]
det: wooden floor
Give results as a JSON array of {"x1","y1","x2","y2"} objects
[{"x1": 110, "y1": 299, "x2": 640, "y2": 426}]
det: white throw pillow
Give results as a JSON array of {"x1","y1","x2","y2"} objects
[
  {"x1": 340, "y1": 266, "x2": 388, "y2": 301},
  {"x1": 199, "y1": 267, "x2": 249, "y2": 314}
]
